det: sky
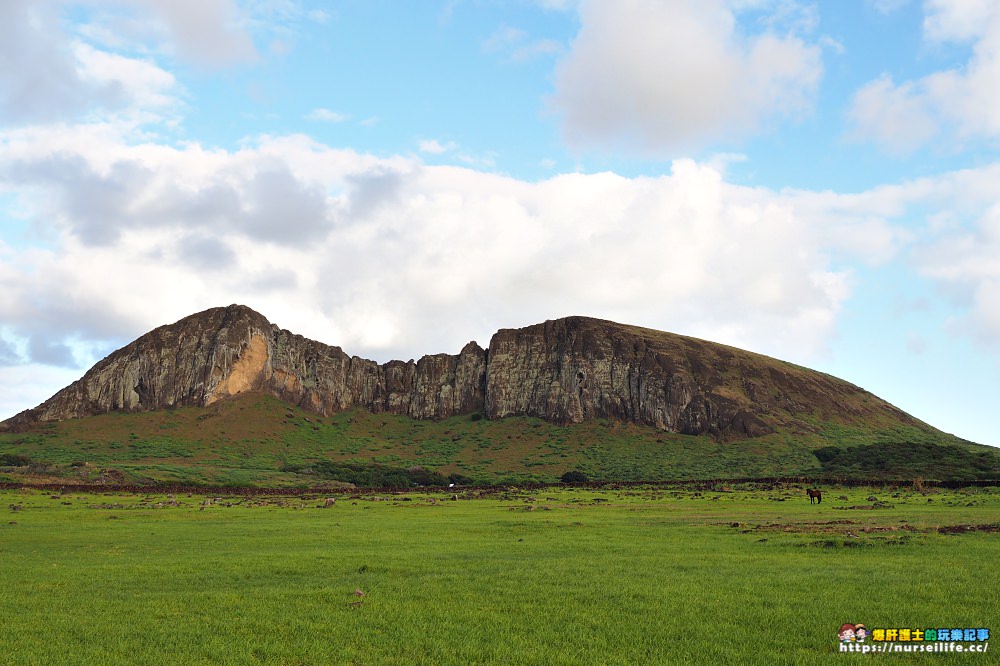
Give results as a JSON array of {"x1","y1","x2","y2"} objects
[{"x1": 1, "y1": 0, "x2": 998, "y2": 447}]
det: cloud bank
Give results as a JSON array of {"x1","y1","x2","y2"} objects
[
  {"x1": 0, "y1": 125, "x2": 865, "y2": 371},
  {"x1": 849, "y1": 0, "x2": 1000, "y2": 151},
  {"x1": 550, "y1": 0, "x2": 823, "y2": 154}
]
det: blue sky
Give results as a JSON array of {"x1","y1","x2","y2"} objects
[{"x1": 1, "y1": 0, "x2": 999, "y2": 447}]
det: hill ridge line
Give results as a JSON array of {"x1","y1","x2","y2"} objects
[{"x1": 1, "y1": 304, "x2": 935, "y2": 443}]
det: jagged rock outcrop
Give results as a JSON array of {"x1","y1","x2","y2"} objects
[
  {"x1": 2, "y1": 305, "x2": 486, "y2": 429},
  {"x1": 1, "y1": 305, "x2": 921, "y2": 439}
]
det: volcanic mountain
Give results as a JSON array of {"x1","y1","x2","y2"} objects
[{"x1": 3, "y1": 304, "x2": 931, "y2": 441}]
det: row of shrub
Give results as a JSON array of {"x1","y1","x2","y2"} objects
[
  {"x1": 282, "y1": 460, "x2": 477, "y2": 488},
  {"x1": 0, "y1": 453, "x2": 33, "y2": 466},
  {"x1": 813, "y1": 442, "x2": 999, "y2": 482}
]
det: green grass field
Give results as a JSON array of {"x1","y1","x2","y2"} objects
[{"x1": 1, "y1": 483, "x2": 996, "y2": 665}]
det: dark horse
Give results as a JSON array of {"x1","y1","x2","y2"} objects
[{"x1": 807, "y1": 489, "x2": 822, "y2": 504}]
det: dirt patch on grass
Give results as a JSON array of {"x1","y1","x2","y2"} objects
[
  {"x1": 937, "y1": 523, "x2": 1000, "y2": 534},
  {"x1": 749, "y1": 519, "x2": 860, "y2": 533},
  {"x1": 857, "y1": 524, "x2": 917, "y2": 533},
  {"x1": 801, "y1": 539, "x2": 875, "y2": 548},
  {"x1": 798, "y1": 534, "x2": 917, "y2": 548},
  {"x1": 734, "y1": 520, "x2": 922, "y2": 544}
]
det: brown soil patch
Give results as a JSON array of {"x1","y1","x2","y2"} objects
[
  {"x1": 937, "y1": 523, "x2": 1000, "y2": 534},
  {"x1": 832, "y1": 503, "x2": 894, "y2": 510}
]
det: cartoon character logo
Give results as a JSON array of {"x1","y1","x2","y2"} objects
[
  {"x1": 839, "y1": 623, "x2": 856, "y2": 642},
  {"x1": 854, "y1": 624, "x2": 869, "y2": 642}
]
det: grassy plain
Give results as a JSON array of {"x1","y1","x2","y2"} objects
[{"x1": 1, "y1": 483, "x2": 997, "y2": 665}]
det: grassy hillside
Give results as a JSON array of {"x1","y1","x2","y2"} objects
[{"x1": 1, "y1": 392, "x2": 995, "y2": 487}]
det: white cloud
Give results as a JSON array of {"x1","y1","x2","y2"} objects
[
  {"x1": 85, "y1": 0, "x2": 258, "y2": 66},
  {"x1": 0, "y1": 123, "x2": 889, "y2": 391},
  {"x1": 922, "y1": 0, "x2": 994, "y2": 43},
  {"x1": 74, "y1": 42, "x2": 181, "y2": 120},
  {"x1": 306, "y1": 108, "x2": 349, "y2": 123},
  {"x1": 535, "y1": 0, "x2": 578, "y2": 9},
  {"x1": 0, "y1": 2, "x2": 243, "y2": 127},
  {"x1": 847, "y1": 75, "x2": 938, "y2": 152},
  {"x1": 483, "y1": 25, "x2": 562, "y2": 63},
  {"x1": 6, "y1": 130, "x2": 1000, "y2": 419},
  {"x1": 418, "y1": 139, "x2": 458, "y2": 154},
  {"x1": 705, "y1": 152, "x2": 748, "y2": 175},
  {"x1": 456, "y1": 151, "x2": 498, "y2": 167},
  {"x1": 0, "y1": 0, "x2": 331, "y2": 129},
  {"x1": 550, "y1": 0, "x2": 823, "y2": 155},
  {"x1": 483, "y1": 25, "x2": 528, "y2": 51},
  {"x1": 0, "y1": 126, "x2": 354, "y2": 248},
  {"x1": 780, "y1": 161, "x2": 1000, "y2": 356},
  {"x1": 512, "y1": 38, "x2": 562, "y2": 62},
  {"x1": 0, "y1": 3, "x2": 142, "y2": 124},
  {"x1": 848, "y1": 0, "x2": 1000, "y2": 151},
  {"x1": 869, "y1": 0, "x2": 911, "y2": 14},
  {"x1": 914, "y1": 200, "x2": 1000, "y2": 349},
  {"x1": 306, "y1": 9, "x2": 332, "y2": 24},
  {"x1": 819, "y1": 35, "x2": 846, "y2": 55}
]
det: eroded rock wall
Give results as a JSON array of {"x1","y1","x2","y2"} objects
[
  {"x1": 16, "y1": 305, "x2": 275, "y2": 423},
  {"x1": 3, "y1": 305, "x2": 488, "y2": 429},
  {"x1": 3, "y1": 304, "x2": 915, "y2": 440},
  {"x1": 483, "y1": 317, "x2": 772, "y2": 436}
]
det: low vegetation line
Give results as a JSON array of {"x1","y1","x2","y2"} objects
[{"x1": 2, "y1": 476, "x2": 997, "y2": 495}]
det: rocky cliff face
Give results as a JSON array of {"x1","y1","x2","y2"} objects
[
  {"x1": 485, "y1": 317, "x2": 772, "y2": 436},
  {"x1": 1, "y1": 305, "x2": 920, "y2": 438},
  {"x1": 2, "y1": 305, "x2": 487, "y2": 429},
  {"x1": 484, "y1": 317, "x2": 919, "y2": 437}
]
